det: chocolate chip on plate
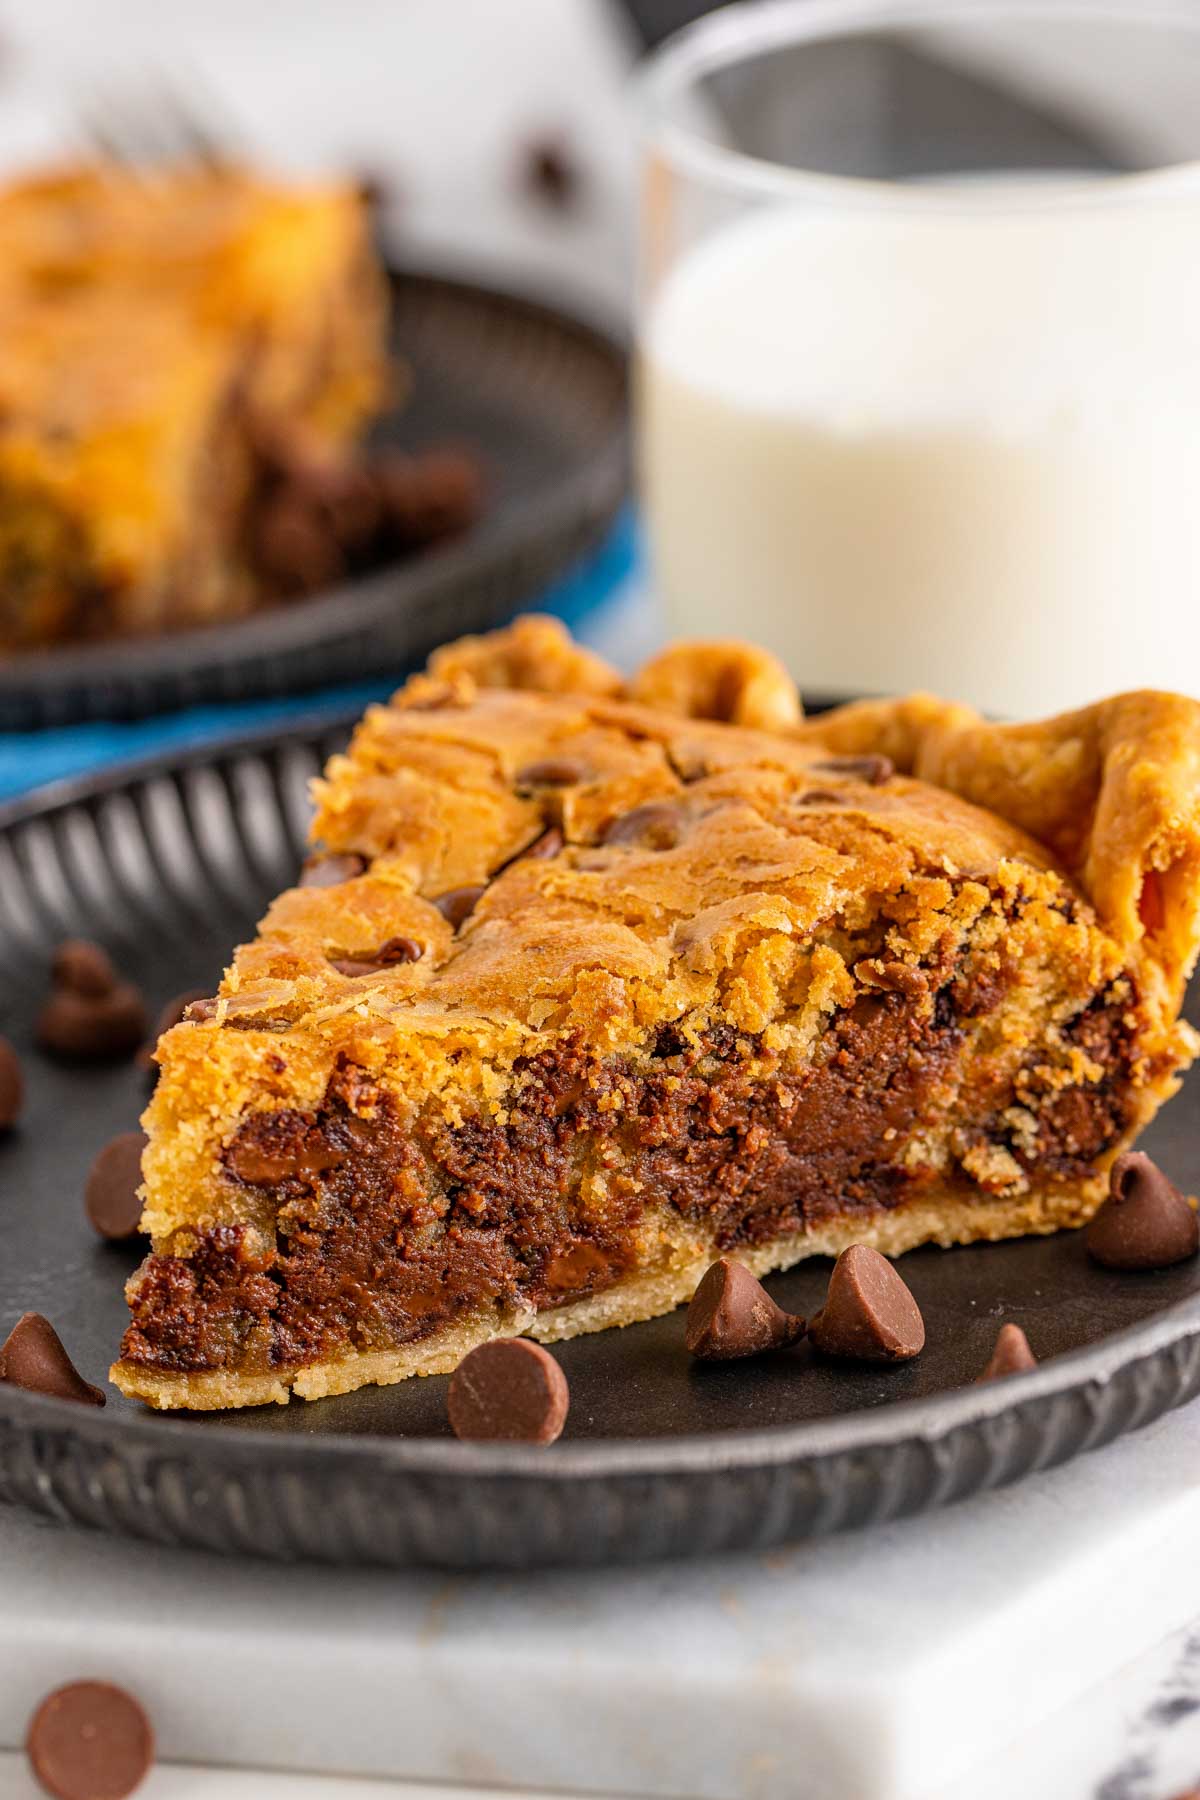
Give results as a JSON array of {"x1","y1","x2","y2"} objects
[
  {"x1": 448, "y1": 1338, "x2": 569, "y2": 1444},
  {"x1": 0, "y1": 1033, "x2": 23, "y2": 1129},
  {"x1": 0, "y1": 1313, "x2": 105, "y2": 1405},
  {"x1": 52, "y1": 938, "x2": 117, "y2": 998},
  {"x1": 37, "y1": 941, "x2": 147, "y2": 1062},
  {"x1": 808, "y1": 1245, "x2": 925, "y2": 1362},
  {"x1": 434, "y1": 884, "x2": 487, "y2": 929},
  {"x1": 137, "y1": 989, "x2": 210, "y2": 1071},
  {"x1": 811, "y1": 754, "x2": 894, "y2": 786},
  {"x1": 685, "y1": 1257, "x2": 806, "y2": 1360},
  {"x1": 1086, "y1": 1151, "x2": 1200, "y2": 1270},
  {"x1": 26, "y1": 1680, "x2": 153, "y2": 1800},
  {"x1": 299, "y1": 851, "x2": 368, "y2": 889},
  {"x1": 85, "y1": 1131, "x2": 148, "y2": 1242},
  {"x1": 977, "y1": 1322, "x2": 1038, "y2": 1383}
]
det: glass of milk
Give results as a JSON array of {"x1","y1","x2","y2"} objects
[{"x1": 637, "y1": 1, "x2": 1200, "y2": 715}]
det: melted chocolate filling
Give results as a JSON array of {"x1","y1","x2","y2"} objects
[{"x1": 120, "y1": 977, "x2": 1139, "y2": 1380}]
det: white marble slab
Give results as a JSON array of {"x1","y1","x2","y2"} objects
[{"x1": 1, "y1": 1404, "x2": 1200, "y2": 1800}]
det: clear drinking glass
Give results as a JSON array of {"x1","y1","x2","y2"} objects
[{"x1": 636, "y1": 1, "x2": 1200, "y2": 714}]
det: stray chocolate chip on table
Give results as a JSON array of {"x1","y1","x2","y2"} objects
[
  {"x1": 522, "y1": 134, "x2": 582, "y2": 210},
  {"x1": 808, "y1": 1244, "x2": 925, "y2": 1362},
  {"x1": 448, "y1": 1338, "x2": 569, "y2": 1444},
  {"x1": 85, "y1": 1131, "x2": 148, "y2": 1243},
  {"x1": 0, "y1": 1033, "x2": 23, "y2": 1128},
  {"x1": 1086, "y1": 1150, "x2": 1199, "y2": 1270},
  {"x1": 27, "y1": 1680, "x2": 154, "y2": 1800},
  {"x1": 686, "y1": 1258, "x2": 806, "y2": 1360},
  {"x1": 36, "y1": 939, "x2": 147, "y2": 1062},
  {"x1": 0, "y1": 1312, "x2": 105, "y2": 1405},
  {"x1": 977, "y1": 1322, "x2": 1037, "y2": 1382}
]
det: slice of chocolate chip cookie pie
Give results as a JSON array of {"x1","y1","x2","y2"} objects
[{"x1": 112, "y1": 618, "x2": 1200, "y2": 1408}]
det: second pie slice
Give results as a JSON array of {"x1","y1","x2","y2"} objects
[{"x1": 112, "y1": 620, "x2": 1200, "y2": 1409}]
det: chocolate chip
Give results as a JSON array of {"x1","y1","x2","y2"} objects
[
  {"x1": 36, "y1": 985, "x2": 148, "y2": 1061},
  {"x1": 796, "y1": 789, "x2": 845, "y2": 806},
  {"x1": 602, "y1": 801, "x2": 684, "y2": 850},
  {"x1": 1086, "y1": 1151, "x2": 1199, "y2": 1270},
  {"x1": 330, "y1": 936, "x2": 423, "y2": 978},
  {"x1": 808, "y1": 1245, "x2": 925, "y2": 1362},
  {"x1": 685, "y1": 1258, "x2": 806, "y2": 1360},
  {"x1": 183, "y1": 997, "x2": 218, "y2": 1022},
  {"x1": 522, "y1": 134, "x2": 581, "y2": 210},
  {"x1": 52, "y1": 939, "x2": 116, "y2": 998},
  {"x1": 977, "y1": 1322, "x2": 1037, "y2": 1382},
  {"x1": 523, "y1": 827, "x2": 564, "y2": 861},
  {"x1": 26, "y1": 1680, "x2": 153, "y2": 1800},
  {"x1": 0, "y1": 1313, "x2": 105, "y2": 1405},
  {"x1": 38, "y1": 942, "x2": 147, "y2": 1061},
  {"x1": 0, "y1": 1033, "x2": 23, "y2": 1129},
  {"x1": 137, "y1": 989, "x2": 210, "y2": 1072},
  {"x1": 377, "y1": 447, "x2": 483, "y2": 546},
  {"x1": 515, "y1": 757, "x2": 585, "y2": 790},
  {"x1": 299, "y1": 852, "x2": 367, "y2": 888},
  {"x1": 252, "y1": 491, "x2": 344, "y2": 597},
  {"x1": 448, "y1": 1338, "x2": 569, "y2": 1444},
  {"x1": 811, "y1": 754, "x2": 894, "y2": 786},
  {"x1": 85, "y1": 1131, "x2": 147, "y2": 1242},
  {"x1": 434, "y1": 884, "x2": 486, "y2": 928}
]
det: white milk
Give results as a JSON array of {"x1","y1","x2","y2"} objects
[{"x1": 639, "y1": 193, "x2": 1200, "y2": 715}]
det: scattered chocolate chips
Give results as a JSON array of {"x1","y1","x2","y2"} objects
[
  {"x1": 1086, "y1": 1151, "x2": 1200, "y2": 1270},
  {"x1": 685, "y1": 1258, "x2": 806, "y2": 1360},
  {"x1": 85, "y1": 1131, "x2": 148, "y2": 1242},
  {"x1": 137, "y1": 989, "x2": 210, "y2": 1072},
  {"x1": 811, "y1": 754, "x2": 894, "y2": 786},
  {"x1": 977, "y1": 1322, "x2": 1037, "y2": 1382},
  {"x1": 0, "y1": 1313, "x2": 105, "y2": 1405},
  {"x1": 36, "y1": 943, "x2": 147, "y2": 1061},
  {"x1": 808, "y1": 1245, "x2": 925, "y2": 1362},
  {"x1": 0, "y1": 1033, "x2": 23, "y2": 1128},
  {"x1": 515, "y1": 757, "x2": 585, "y2": 791},
  {"x1": 434, "y1": 884, "x2": 487, "y2": 928},
  {"x1": 26, "y1": 1680, "x2": 153, "y2": 1800},
  {"x1": 602, "y1": 801, "x2": 684, "y2": 850},
  {"x1": 448, "y1": 1338, "x2": 569, "y2": 1443},
  {"x1": 299, "y1": 851, "x2": 368, "y2": 888}
]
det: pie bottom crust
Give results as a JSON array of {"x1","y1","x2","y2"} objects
[{"x1": 116, "y1": 1183, "x2": 1095, "y2": 1410}]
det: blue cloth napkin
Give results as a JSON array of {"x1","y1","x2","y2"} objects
[{"x1": 0, "y1": 507, "x2": 639, "y2": 804}]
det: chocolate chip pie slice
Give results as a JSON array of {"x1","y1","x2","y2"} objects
[{"x1": 112, "y1": 619, "x2": 1200, "y2": 1408}]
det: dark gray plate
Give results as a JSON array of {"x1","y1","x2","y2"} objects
[
  {"x1": 0, "y1": 267, "x2": 628, "y2": 728},
  {"x1": 0, "y1": 721, "x2": 1198, "y2": 1567}
]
